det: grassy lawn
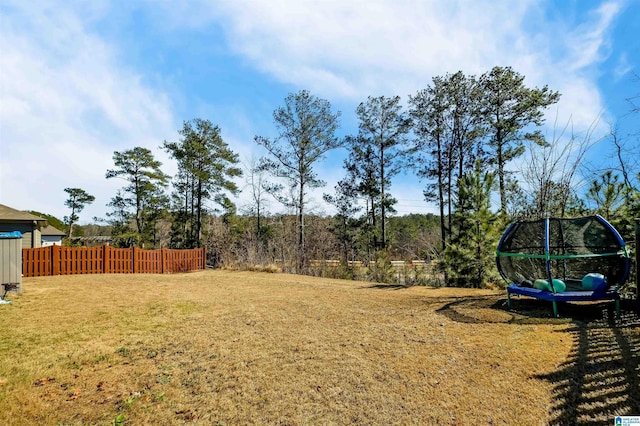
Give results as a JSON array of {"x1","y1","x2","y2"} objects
[{"x1": 0, "y1": 271, "x2": 638, "y2": 425}]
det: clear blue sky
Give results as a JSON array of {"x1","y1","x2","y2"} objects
[{"x1": 1, "y1": 0, "x2": 638, "y2": 223}]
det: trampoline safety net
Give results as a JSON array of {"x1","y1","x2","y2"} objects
[{"x1": 496, "y1": 215, "x2": 630, "y2": 291}]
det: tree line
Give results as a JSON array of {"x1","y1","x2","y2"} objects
[{"x1": 61, "y1": 66, "x2": 640, "y2": 288}]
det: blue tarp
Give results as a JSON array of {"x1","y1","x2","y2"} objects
[{"x1": 0, "y1": 231, "x2": 22, "y2": 239}]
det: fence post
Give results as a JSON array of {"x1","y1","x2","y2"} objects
[
  {"x1": 635, "y1": 219, "x2": 640, "y2": 310},
  {"x1": 52, "y1": 245, "x2": 60, "y2": 276},
  {"x1": 132, "y1": 246, "x2": 136, "y2": 274},
  {"x1": 202, "y1": 247, "x2": 207, "y2": 270}
]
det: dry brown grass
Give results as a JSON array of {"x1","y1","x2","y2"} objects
[{"x1": 0, "y1": 271, "x2": 638, "y2": 425}]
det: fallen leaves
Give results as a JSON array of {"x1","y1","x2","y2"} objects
[{"x1": 33, "y1": 377, "x2": 55, "y2": 387}]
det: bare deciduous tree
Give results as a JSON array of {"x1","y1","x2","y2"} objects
[{"x1": 522, "y1": 115, "x2": 600, "y2": 218}]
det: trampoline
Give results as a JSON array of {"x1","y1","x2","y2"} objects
[{"x1": 496, "y1": 215, "x2": 631, "y2": 317}]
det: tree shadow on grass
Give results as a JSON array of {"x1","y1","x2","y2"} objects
[
  {"x1": 436, "y1": 294, "x2": 572, "y2": 325},
  {"x1": 363, "y1": 283, "x2": 414, "y2": 290},
  {"x1": 437, "y1": 295, "x2": 640, "y2": 424},
  {"x1": 533, "y1": 310, "x2": 640, "y2": 425}
]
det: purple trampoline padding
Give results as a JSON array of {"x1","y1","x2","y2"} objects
[{"x1": 507, "y1": 284, "x2": 619, "y2": 302}]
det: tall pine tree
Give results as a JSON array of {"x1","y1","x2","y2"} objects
[
  {"x1": 63, "y1": 187, "x2": 95, "y2": 239},
  {"x1": 163, "y1": 119, "x2": 242, "y2": 248},
  {"x1": 479, "y1": 66, "x2": 560, "y2": 215},
  {"x1": 105, "y1": 147, "x2": 169, "y2": 247},
  {"x1": 348, "y1": 95, "x2": 411, "y2": 250},
  {"x1": 255, "y1": 90, "x2": 342, "y2": 271}
]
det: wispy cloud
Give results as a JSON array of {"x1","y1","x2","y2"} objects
[
  {"x1": 614, "y1": 53, "x2": 633, "y2": 79},
  {"x1": 202, "y1": 0, "x2": 624, "y2": 212},
  {"x1": 210, "y1": 1, "x2": 534, "y2": 97},
  {"x1": 209, "y1": 0, "x2": 621, "y2": 132},
  {"x1": 561, "y1": 1, "x2": 621, "y2": 72},
  {"x1": 0, "y1": 0, "x2": 626, "y2": 220},
  {"x1": 0, "y1": 2, "x2": 176, "y2": 220}
]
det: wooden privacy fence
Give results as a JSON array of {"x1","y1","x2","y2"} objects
[{"x1": 22, "y1": 245, "x2": 206, "y2": 277}]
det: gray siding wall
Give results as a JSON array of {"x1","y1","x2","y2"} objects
[{"x1": 0, "y1": 223, "x2": 41, "y2": 248}]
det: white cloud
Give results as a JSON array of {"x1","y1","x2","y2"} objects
[
  {"x1": 0, "y1": 2, "x2": 176, "y2": 222},
  {"x1": 614, "y1": 53, "x2": 633, "y2": 79},
  {"x1": 209, "y1": 1, "x2": 528, "y2": 95},
  {"x1": 209, "y1": 0, "x2": 620, "y2": 132},
  {"x1": 0, "y1": 0, "x2": 626, "y2": 222},
  {"x1": 561, "y1": 1, "x2": 620, "y2": 73},
  {"x1": 208, "y1": 0, "x2": 624, "y2": 213},
  {"x1": 206, "y1": 0, "x2": 624, "y2": 210}
]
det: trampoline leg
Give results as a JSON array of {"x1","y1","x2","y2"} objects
[
  {"x1": 552, "y1": 301, "x2": 559, "y2": 318},
  {"x1": 507, "y1": 292, "x2": 511, "y2": 308},
  {"x1": 616, "y1": 299, "x2": 620, "y2": 318}
]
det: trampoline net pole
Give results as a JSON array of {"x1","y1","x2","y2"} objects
[{"x1": 635, "y1": 219, "x2": 640, "y2": 310}]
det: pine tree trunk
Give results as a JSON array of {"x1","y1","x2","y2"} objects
[
  {"x1": 298, "y1": 181, "x2": 305, "y2": 272},
  {"x1": 380, "y1": 146, "x2": 386, "y2": 249},
  {"x1": 437, "y1": 134, "x2": 448, "y2": 284},
  {"x1": 196, "y1": 179, "x2": 203, "y2": 248}
]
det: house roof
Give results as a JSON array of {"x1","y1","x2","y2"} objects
[
  {"x1": 0, "y1": 204, "x2": 48, "y2": 225},
  {"x1": 41, "y1": 224, "x2": 66, "y2": 236},
  {"x1": 72, "y1": 236, "x2": 112, "y2": 243}
]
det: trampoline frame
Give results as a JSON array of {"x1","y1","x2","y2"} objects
[{"x1": 497, "y1": 215, "x2": 630, "y2": 317}]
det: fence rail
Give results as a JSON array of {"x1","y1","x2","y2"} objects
[
  {"x1": 22, "y1": 245, "x2": 206, "y2": 277},
  {"x1": 307, "y1": 259, "x2": 433, "y2": 269}
]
